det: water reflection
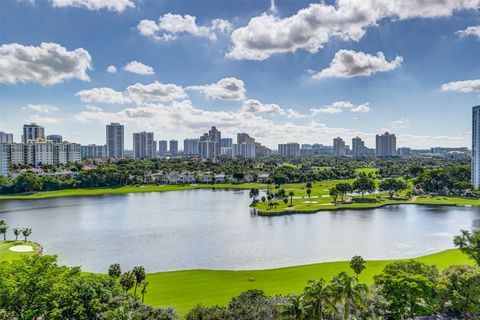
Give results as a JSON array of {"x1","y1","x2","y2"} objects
[{"x1": 0, "y1": 190, "x2": 479, "y2": 273}]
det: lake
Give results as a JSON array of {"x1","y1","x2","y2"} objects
[{"x1": 0, "y1": 189, "x2": 479, "y2": 273}]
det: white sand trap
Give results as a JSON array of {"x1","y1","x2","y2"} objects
[{"x1": 9, "y1": 245, "x2": 33, "y2": 252}]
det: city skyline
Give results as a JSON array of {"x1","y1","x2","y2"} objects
[{"x1": 1, "y1": 1, "x2": 479, "y2": 149}]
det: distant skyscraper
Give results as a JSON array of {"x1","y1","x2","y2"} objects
[
  {"x1": 352, "y1": 137, "x2": 365, "y2": 158},
  {"x1": 199, "y1": 126, "x2": 221, "y2": 159},
  {"x1": 333, "y1": 137, "x2": 345, "y2": 158},
  {"x1": 81, "y1": 144, "x2": 107, "y2": 159},
  {"x1": 133, "y1": 132, "x2": 155, "y2": 158},
  {"x1": 376, "y1": 132, "x2": 397, "y2": 158},
  {"x1": 169, "y1": 139, "x2": 178, "y2": 156},
  {"x1": 158, "y1": 140, "x2": 168, "y2": 156},
  {"x1": 220, "y1": 138, "x2": 233, "y2": 148},
  {"x1": 47, "y1": 134, "x2": 62, "y2": 143},
  {"x1": 278, "y1": 143, "x2": 300, "y2": 157},
  {"x1": 0, "y1": 132, "x2": 13, "y2": 143},
  {"x1": 106, "y1": 123, "x2": 124, "y2": 158},
  {"x1": 0, "y1": 143, "x2": 10, "y2": 176},
  {"x1": 184, "y1": 138, "x2": 199, "y2": 156},
  {"x1": 472, "y1": 106, "x2": 480, "y2": 187},
  {"x1": 237, "y1": 133, "x2": 255, "y2": 144},
  {"x1": 23, "y1": 123, "x2": 44, "y2": 143}
]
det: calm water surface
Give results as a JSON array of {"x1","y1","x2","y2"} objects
[{"x1": 0, "y1": 189, "x2": 479, "y2": 273}]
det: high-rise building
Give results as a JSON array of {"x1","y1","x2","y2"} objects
[
  {"x1": 0, "y1": 132, "x2": 13, "y2": 143},
  {"x1": 333, "y1": 137, "x2": 345, "y2": 158},
  {"x1": 169, "y1": 140, "x2": 178, "y2": 156},
  {"x1": 47, "y1": 134, "x2": 62, "y2": 143},
  {"x1": 23, "y1": 123, "x2": 45, "y2": 143},
  {"x1": 376, "y1": 132, "x2": 397, "y2": 158},
  {"x1": 237, "y1": 133, "x2": 255, "y2": 144},
  {"x1": 278, "y1": 143, "x2": 300, "y2": 157},
  {"x1": 199, "y1": 126, "x2": 221, "y2": 159},
  {"x1": 472, "y1": 106, "x2": 480, "y2": 187},
  {"x1": 158, "y1": 140, "x2": 168, "y2": 156},
  {"x1": 81, "y1": 144, "x2": 107, "y2": 159},
  {"x1": 398, "y1": 147, "x2": 411, "y2": 156},
  {"x1": 184, "y1": 139, "x2": 199, "y2": 156},
  {"x1": 106, "y1": 123, "x2": 124, "y2": 158},
  {"x1": 233, "y1": 143, "x2": 256, "y2": 158},
  {"x1": 351, "y1": 137, "x2": 365, "y2": 158},
  {"x1": 0, "y1": 143, "x2": 10, "y2": 176},
  {"x1": 220, "y1": 138, "x2": 233, "y2": 148},
  {"x1": 133, "y1": 132, "x2": 155, "y2": 158}
]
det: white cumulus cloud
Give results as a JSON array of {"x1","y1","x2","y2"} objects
[
  {"x1": 310, "y1": 101, "x2": 371, "y2": 115},
  {"x1": 106, "y1": 65, "x2": 117, "y2": 73},
  {"x1": 137, "y1": 14, "x2": 231, "y2": 41},
  {"x1": 24, "y1": 104, "x2": 60, "y2": 113},
  {"x1": 0, "y1": 42, "x2": 92, "y2": 85},
  {"x1": 228, "y1": 0, "x2": 480, "y2": 60},
  {"x1": 75, "y1": 82, "x2": 187, "y2": 105},
  {"x1": 49, "y1": 0, "x2": 136, "y2": 12},
  {"x1": 441, "y1": 79, "x2": 480, "y2": 93},
  {"x1": 123, "y1": 61, "x2": 154, "y2": 75},
  {"x1": 311, "y1": 50, "x2": 403, "y2": 79},
  {"x1": 456, "y1": 25, "x2": 480, "y2": 39},
  {"x1": 241, "y1": 99, "x2": 305, "y2": 119},
  {"x1": 187, "y1": 77, "x2": 246, "y2": 101}
]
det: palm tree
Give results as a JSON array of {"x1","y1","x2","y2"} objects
[
  {"x1": 302, "y1": 279, "x2": 336, "y2": 320},
  {"x1": 349, "y1": 256, "x2": 366, "y2": 279},
  {"x1": 119, "y1": 271, "x2": 136, "y2": 292},
  {"x1": 21, "y1": 228, "x2": 32, "y2": 242},
  {"x1": 108, "y1": 263, "x2": 122, "y2": 279},
  {"x1": 13, "y1": 227, "x2": 21, "y2": 241},
  {"x1": 249, "y1": 188, "x2": 259, "y2": 203},
  {"x1": 132, "y1": 266, "x2": 146, "y2": 296},
  {"x1": 331, "y1": 272, "x2": 369, "y2": 320},
  {"x1": 141, "y1": 281, "x2": 149, "y2": 303},
  {"x1": 278, "y1": 295, "x2": 304, "y2": 320},
  {"x1": 288, "y1": 191, "x2": 295, "y2": 207},
  {"x1": 0, "y1": 220, "x2": 8, "y2": 241}
]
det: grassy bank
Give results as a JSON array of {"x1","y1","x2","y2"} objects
[
  {"x1": 143, "y1": 249, "x2": 472, "y2": 315},
  {"x1": 0, "y1": 241, "x2": 473, "y2": 315},
  {"x1": 0, "y1": 240, "x2": 40, "y2": 262}
]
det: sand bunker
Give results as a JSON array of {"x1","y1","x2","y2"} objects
[{"x1": 9, "y1": 245, "x2": 34, "y2": 252}]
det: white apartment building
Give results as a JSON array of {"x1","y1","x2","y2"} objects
[
  {"x1": 278, "y1": 143, "x2": 300, "y2": 157},
  {"x1": 376, "y1": 132, "x2": 397, "y2": 158},
  {"x1": 133, "y1": 132, "x2": 155, "y2": 158},
  {"x1": 333, "y1": 137, "x2": 345, "y2": 158}
]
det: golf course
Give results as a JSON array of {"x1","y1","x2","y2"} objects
[{"x1": 0, "y1": 242, "x2": 474, "y2": 315}]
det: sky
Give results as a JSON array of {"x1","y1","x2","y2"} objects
[{"x1": 0, "y1": 0, "x2": 479, "y2": 150}]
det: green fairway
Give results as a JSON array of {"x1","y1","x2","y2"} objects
[
  {"x1": 142, "y1": 249, "x2": 473, "y2": 315},
  {"x1": 0, "y1": 240, "x2": 40, "y2": 263}
]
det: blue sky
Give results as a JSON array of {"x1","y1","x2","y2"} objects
[{"x1": 0, "y1": 0, "x2": 479, "y2": 149}]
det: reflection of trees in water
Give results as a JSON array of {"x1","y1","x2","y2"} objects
[{"x1": 473, "y1": 219, "x2": 480, "y2": 228}]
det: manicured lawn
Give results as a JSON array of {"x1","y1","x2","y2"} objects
[
  {"x1": 0, "y1": 240, "x2": 40, "y2": 263},
  {"x1": 355, "y1": 167, "x2": 379, "y2": 176},
  {"x1": 142, "y1": 249, "x2": 473, "y2": 315}
]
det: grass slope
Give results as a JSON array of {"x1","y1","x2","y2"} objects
[
  {"x1": 0, "y1": 240, "x2": 40, "y2": 262},
  {"x1": 143, "y1": 249, "x2": 473, "y2": 315}
]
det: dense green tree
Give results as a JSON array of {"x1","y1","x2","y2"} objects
[
  {"x1": 374, "y1": 261, "x2": 440, "y2": 319},
  {"x1": 438, "y1": 265, "x2": 480, "y2": 313},
  {"x1": 378, "y1": 178, "x2": 408, "y2": 199},
  {"x1": 352, "y1": 177, "x2": 376, "y2": 198},
  {"x1": 350, "y1": 256, "x2": 366, "y2": 278},
  {"x1": 453, "y1": 229, "x2": 480, "y2": 266},
  {"x1": 302, "y1": 279, "x2": 336, "y2": 319},
  {"x1": 14, "y1": 173, "x2": 43, "y2": 193},
  {"x1": 249, "y1": 188, "x2": 259, "y2": 203},
  {"x1": 329, "y1": 187, "x2": 339, "y2": 204},
  {"x1": 335, "y1": 183, "x2": 351, "y2": 202},
  {"x1": 306, "y1": 188, "x2": 311, "y2": 198}
]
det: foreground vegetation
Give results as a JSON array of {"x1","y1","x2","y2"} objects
[{"x1": 1, "y1": 229, "x2": 479, "y2": 319}]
